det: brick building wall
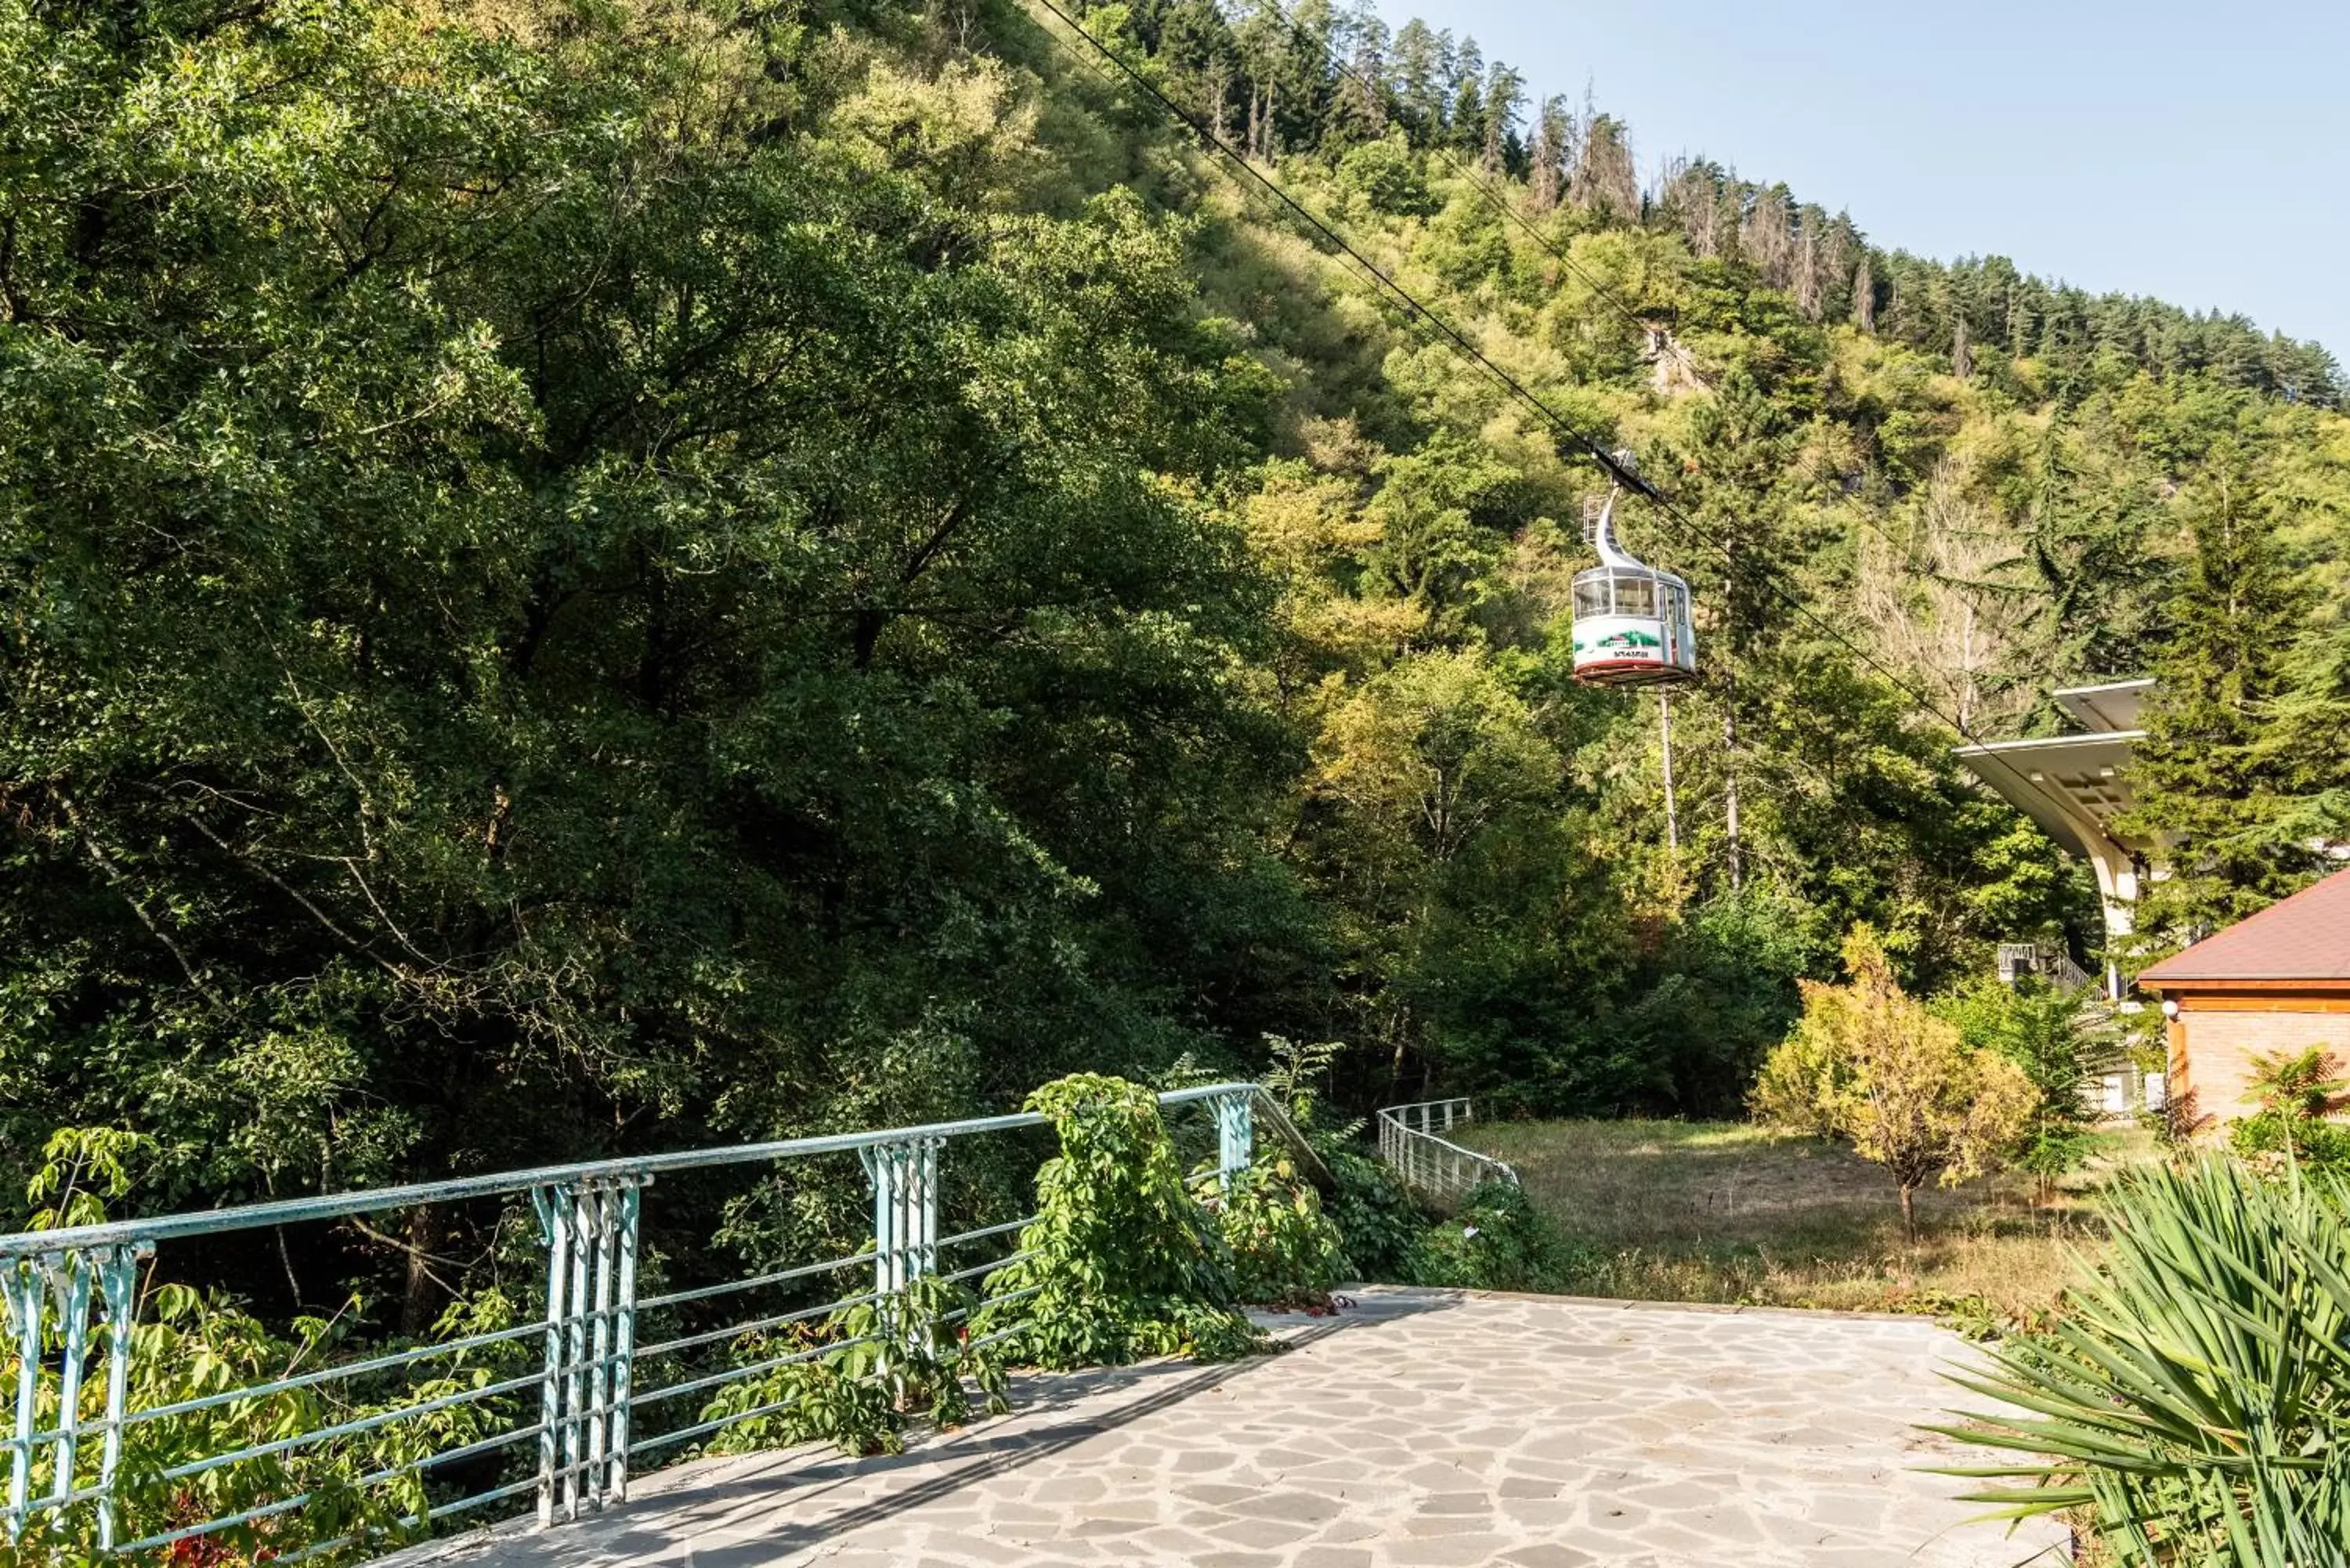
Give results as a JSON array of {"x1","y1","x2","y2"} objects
[{"x1": 2169, "y1": 998, "x2": 2350, "y2": 1128}]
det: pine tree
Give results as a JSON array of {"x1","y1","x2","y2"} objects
[
  {"x1": 1387, "y1": 20, "x2": 1443, "y2": 139},
  {"x1": 1526, "y1": 95, "x2": 1570, "y2": 212},
  {"x1": 2119, "y1": 446, "x2": 2320, "y2": 950},
  {"x1": 1336, "y1": 3, "x2": 1390, "y2": 139},
  {"x1": 1479, "y1": 63, "x2": 1524, "y2": 174},
  {"x1": 1446, "y1": 37, "x2": 1485, "y2": 153},
  {"x1": 1669, "y1": 161, "x2": 1722, "y2": 257}
]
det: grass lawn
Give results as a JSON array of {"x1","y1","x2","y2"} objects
[{"x1": 1459, "y1": 1118, "x2": 2157, "y2": 1328}]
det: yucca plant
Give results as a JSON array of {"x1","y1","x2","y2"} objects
[{"x1": 1939, "y1": 1157, "x2": 2350, "y2": 1566}]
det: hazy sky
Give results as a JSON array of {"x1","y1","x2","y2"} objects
[{"x1": 1380, "y1": 2, "x2": 2348, "y2": 359}]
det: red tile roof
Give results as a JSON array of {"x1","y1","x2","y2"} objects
[{"x1": 2138, "y1": 866, "x2": 2350, "y2": 985}]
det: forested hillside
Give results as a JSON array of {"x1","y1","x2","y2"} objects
[{"x1": 3, "y1": 0, "x2": 2346, "y2": 1245}]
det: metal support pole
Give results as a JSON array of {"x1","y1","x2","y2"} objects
[
  {"x1": 915, "y1": 1140, "x2": 940, "y2": 1281},
  {"x1": 5, "y1": 1260, "x2": 42, "y2": 1542},
  {"x1": 533, "y1": 1176, "x2": 646, "y2": 1525},
  {"x1": 862, "y1": 1144, "x2": 898, "y2": 1299},
  {"x1": 1658, "y1": 689, "x2": 1680, "y2": 852},
  {"x1": 561, "y1": 1187, "x2": 591, "y2": 1519},
  {"x1": 585, "y1": 1187, "x2": 614, "y2": 1510},
  {"x1": 1212, "y1": 1092, "x2": 1253, "y2": 1190},
  {"x1": 861, "y1": 1140, "x2": 944, "y2": 1300},
  {"x1": 41, "y1": 1259, "x2": 93, "y2": 1519},
  {"x1": 94, "y1": 1245, "x2": 143, "y2": 1552},
  {"x1": 532, "y1": 1184, "x2": 571, "y2": 1530},
  {"x1": 607, "y1": 1182, "x2": 641, "y2": 1505}
]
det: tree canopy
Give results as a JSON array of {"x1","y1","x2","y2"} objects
[{"x1": 2, "y1": 0, "x2": 2344, "y2": 1317}]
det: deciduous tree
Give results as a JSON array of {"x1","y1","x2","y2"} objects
[{"x1": 1753, "y1": 928, "x2": 2034, "y2": 1236}]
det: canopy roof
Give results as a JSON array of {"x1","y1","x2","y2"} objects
[
  {"x1": 2053, "y1": 678, "x2": 2154, "y2": 735},
  {"x1": 2138, "y1": 866, "x2": 2350, "y2": 986},
  {"x1": 1952, "y1": 730, "x2": 2146, "y2": 861}
]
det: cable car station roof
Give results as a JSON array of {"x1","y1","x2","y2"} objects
[{"x1": 1952, "y1": 680, "x2": 2156, "y2": 862}]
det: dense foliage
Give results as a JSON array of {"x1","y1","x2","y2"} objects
[
  {"x1": 3, "y1": 0, "x2": 2345, "y2": 1331},
  {"x1": 2227, "y1": 1046, "x2": 2350, "y2": 1180},
  {"x1": 1950, "y1": 1159, "x2": 2350, "y2": 1566},
  {"x1": 1752, "y1": 927, "x2": 2034, "y2": 1235},
  {"x1": 971, "y1": 1074, "x2": 1268, "y2": 1367},
  {"x1": 1936, "y1": 977, "x2": 2119, "y2": 1198}
]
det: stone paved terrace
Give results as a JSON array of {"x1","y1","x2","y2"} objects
[{"x1": 411, "y1": 1287, "x2": 2072, "y2": 1568}]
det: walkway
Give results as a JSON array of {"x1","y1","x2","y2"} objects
[{"x1": 409, "y1": 1288, "x2": 2071, "y2": 1568}]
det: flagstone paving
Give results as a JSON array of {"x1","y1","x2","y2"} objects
[{"x1": 411, "y1": 1286, "x2": 2071, "y2": 1568}]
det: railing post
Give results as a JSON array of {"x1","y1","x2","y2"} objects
[
  {"x1": 41, "y1": 1258, "x2": 92, "y2": 1526},
  {"x1": 862, "y1": 1138, "x2": 942, "y2": 1372},
  {"x1": 0, "y1": 1243, "x2": 140, "y2": 1550},
  {"x1": 531, "y1": 1183, "x2": 571, "y2": 1530},
  {"x1": 5, "y1": 1259, "x2": 43, "y2": 1543},
  {"x1": 862, "y1": 1137, "x2": 943, "y2": 1299},
  {"x1": 914, "y1": 1138, "x2": 940, "y2": 1281},
  {"x1": 94, "y1": 1244, "x2": 143, "y2": 1553},
  {"x1": 584, "y1": 1186, "x2": 614, "y2": 1512},
  {"x1": 1212, "y1": 1091, "x2": 1253, "y2": 1190},
  {"x1": 607, "y1": 1181, "x2": 641, "y2": 1505},
  {"x1": 863, "y1": 1144, "x2": 897, "y2": 1298},
  {"x1": 533, "y1": 1176, "x2": 646, "y2": 1526}
]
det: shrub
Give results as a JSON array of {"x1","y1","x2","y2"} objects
[
  {"x1": 1321, "y1": 1146, "x2": 1423, "y2": 1281},
  {"x1": 1336, "y1": 133, "x2": 1437, "y2": 216},
  {"x1": 1753, "y1": 926, "x2": 2035, "y2": 1237},
  {"x1": 1207, "y1": 1150, "x2": 1347, "y2": 1310},
  {"x1": 1944, "y1": 1158, "x2": 2350, "y2": 1563},
  {"x1": 1403, "y1": 1180, "x2": 1578, "y2": 1294},
  {"x1": 702, "y1": 1274, "x2": 1008, "y2": 1458},
  {"x1": 2228, "y1": 1046, "x2": 2350, "y2": 1180},
  {"x1": 1936, "y1": 977, "x2": 2120, "y2": 1200},
  {"x1": 974, "y1": 1075, "x2": 1265, "y2": 1367}
]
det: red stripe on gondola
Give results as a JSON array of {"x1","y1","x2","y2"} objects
[{"x1": 1572, "y1": 658, "x2": 1694, "y2": 687}]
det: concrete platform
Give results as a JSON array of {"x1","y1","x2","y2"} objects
[{"x1": 407, "y1": 1287, "x2": 2070, "y2": 1568}]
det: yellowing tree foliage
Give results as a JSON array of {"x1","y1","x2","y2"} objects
[{"x1": 1752, "y1": 927, "x2": 2034, "y2": 1236}]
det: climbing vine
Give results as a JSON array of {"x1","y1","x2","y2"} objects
[
  {"x1": 701, "y1": 1274, "x2": 1010, "y2": 1458},
  {"x1": 1203, "y1": 1150, "x2": 1347, "y2": 1310},
  {"x1": 976, "y1": 1075, "x2": 1267, "y2": 1368}
]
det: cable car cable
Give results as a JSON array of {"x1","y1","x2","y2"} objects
[
  {"x1": 1237, "y1": 0, "x2": 2046, "y2": 685},
  {"x1": 1022, "y1": 0, "x2": 2133, "y2": 854},
  {"x1": 1026, "y1": 0, "x2": 1652, "y2": 502},
  {"x1": 1245, "y1": 0, "x2": 1683, "y2": 357}
]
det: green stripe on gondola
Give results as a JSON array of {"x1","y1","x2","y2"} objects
[{"x1": 1574, "y1": 628, "x2": 1665, "y2": 653}]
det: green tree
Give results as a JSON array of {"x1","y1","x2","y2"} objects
[
  {"x1": 1753, "y1": 927, "x2": 2034, "y2": 1237},
  {"x1": 0, "y1": 0, "x2": 1307, "y2": 1311},
  {"x1": 1938, "y1": 979, "x2": 2115, "y2": 1201},
  {"x1": 2119, "y1": 443, "x2": 2319, "y2": 948}
]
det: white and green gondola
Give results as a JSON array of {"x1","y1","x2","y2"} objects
[{"x1": 1569, "y1": 479, "x2": 1697, "y2": 688}]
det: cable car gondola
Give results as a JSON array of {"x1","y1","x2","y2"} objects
[{"x1": 1569, "y1": 481, "x2": 1697, "y2": 688}]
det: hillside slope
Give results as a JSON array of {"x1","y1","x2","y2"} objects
[{"x1": 1, "y1": 0, "x2": 2344, "y2": 1245}]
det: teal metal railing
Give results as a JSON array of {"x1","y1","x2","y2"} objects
[
  {"x1": 1375, "y1": 1097, "x2": 1517, "y2": 1209},
  {"x1": 0, "y1": 1082, "x2": 1264, "y2": 1560}
]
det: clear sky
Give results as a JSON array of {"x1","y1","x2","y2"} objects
[{"x1": 1379, "y1": 2, "x2": 2349, "y2": 359}]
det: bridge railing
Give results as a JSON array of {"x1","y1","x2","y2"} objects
[
  {"x1": 1375, "y1": 1098, "x2": 1517, "y2": 1209},
  {"x1": 0, "y1": 1082, "x2": 1264, "y2": 1561}
]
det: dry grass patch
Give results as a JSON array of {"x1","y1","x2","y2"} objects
[{"x1": 1461, "y1": 1118, "x2": 2154, "y2": 1327}]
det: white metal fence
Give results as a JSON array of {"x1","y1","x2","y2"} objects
[{"x1": 1375, "y1": 1098, "x2": 1518, "y2": 1209}]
